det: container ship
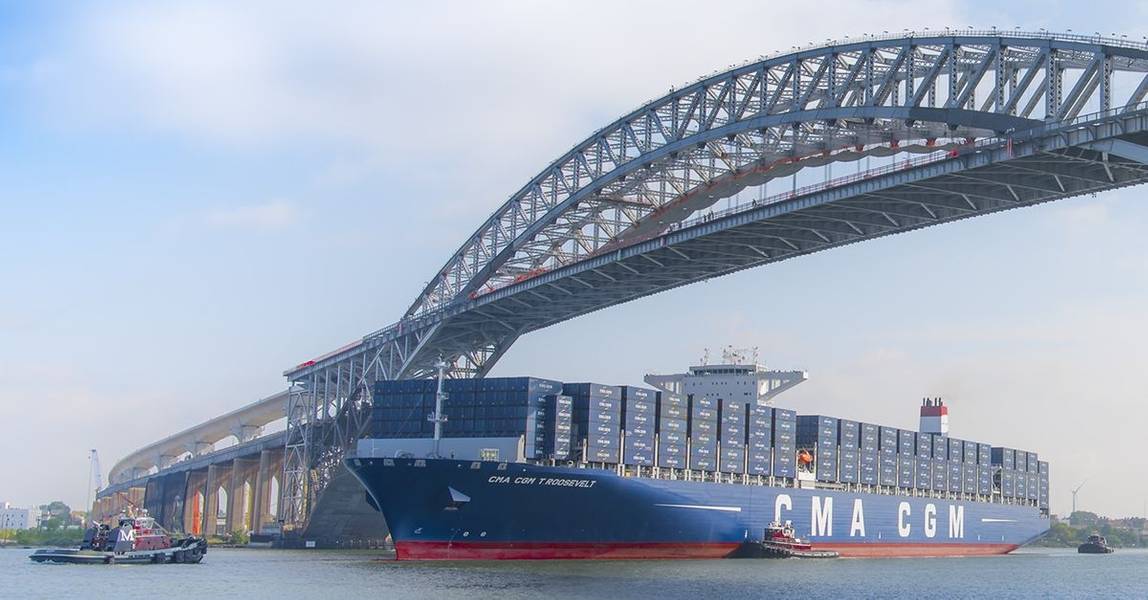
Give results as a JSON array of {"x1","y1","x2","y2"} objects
[{"x1": 346, "y1": 350, "x2": 1050, "y2": 560}]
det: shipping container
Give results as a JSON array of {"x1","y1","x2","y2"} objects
[
  {"x1": 1027, "y1": 451, "x2": 1039, "y2": 473},
  {"x1": 898, "y1": 430, "x2": 916, "y2": 456},
  {"x1": 1016, "y1": 469, "x2": 1028, "y2": 499},
  {"x1": 690, "y1": 395, "x2": 718, "y2": 412},
  {"x1": 748, "y1": 405, "x2": 773, "y2": 452},
  {"x1": 915, "y1": 457, "x2": 932, "y2": 490},
  {"x1": 837, "y1": 419, "x2": 860, "y2": 449},
  {"x1": 658, "y1": 417, "x2": 687, "y2": 434},
  {"x1": 916, "y1": 432, "x2": 932, "y2": 458},
  {"x1": 860, "y1": 451, "x2": 879, "y2": 485},
  {"x1": 930, "y1": 435, "x2": 949, "y2": 460},
  {"x1": 657, "y1": 447, "x2": 687, "y2": 469},
  {"x1": 691, "y1": 419, "x2": 717, "y2": 435},
  {"x1": 879, "y1": 453, "x2": 897, "y2": 486},
  {"x1": 947, "y1": 461, "x2": 962, "y2": 491},
  {"x1": 1026, "y1": 472, "x2": 1039, "y2": 501},
  {"x1": 721, "y1": 399, "x2": 748, "y2": 424},
  {"x1": 978, "y1": 443, "x2": 992, "y2": 465},
  {"x1": 661, "y1": 429, "x2": 687, "y2": 446},
  {"x1": 978, "y1": 463, "x2": 992, "y2": 495},
  {"x1": 1001, "y1": 470, "x2": 1016, "y2": 497},
  {"x1": 962, "y1": 463, "x2": 977, "y2": 494},
  {"x1": 657, "y1": 398, "x2": 687, "y2": 421},
  {"x1": 747, "y1": 447, "x2": 772, "y2": 476},
  {"x1": 948, "y1": 438, "x2": 964, "y2": 463},
  {"x1": 838, "y1": 448, "x2": 860, "y2": 483},
  {"x1": 932, "y1": 458, "x2": 948, "y2": 491},
  {"x1": 563, "y1": 382, "x2": 621, "y2": 400},
  {"x1": 1015, "y1": 450, "x2": 1028, "y2": 474},
  {"x1": 860, "y1": 423, "x2": 878, "y2": 452},
  {"x1": 879, "y1": 426, "x2": 898, "y2": 455},
  {"x1": 689, "y1": 445, "x2": 717, "y2": 471},
  {"x1": 621, "y1": 386, "x2": 656, "y2": 432},
  {"x1": 720, "y1": 446, "x2": 745, "y2": 474},
  {"x1": 623, "y1": 430, "x2": 654, "y2": 466},
  {"x1": 773, "y1": 443, "x2": 796, "y2": 478},
  {"x1": 963, "y1": 441, "x2": 978, "y2": 464},
  {"x1": 721, "y1": 421, "x2": 746, "y2": 447},
  {"x1": 897, "y1": 455, "x2": 915, "y2": 489}
]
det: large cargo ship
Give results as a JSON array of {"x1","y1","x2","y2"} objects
[{"x1": 347, "y1": 351, "x2": 1050, "y2": 559}]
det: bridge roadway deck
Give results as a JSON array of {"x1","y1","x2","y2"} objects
[{"x1": 101, "y1": 430, "x2": 287, "y2": 496}]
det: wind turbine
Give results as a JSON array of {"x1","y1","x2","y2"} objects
[{"x1": 1071, "y1": 479, "x2": 1088, "y2": 515}]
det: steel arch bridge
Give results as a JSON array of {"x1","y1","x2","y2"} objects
[{"x1": 279, "y1": 30, "x2": 1148, "y2": 530}]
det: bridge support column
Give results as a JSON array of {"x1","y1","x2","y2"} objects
[
  {"x1": 227, "y1": 458, "x2": 259, "y2": 535},
  {"x1": 252, "y1": 448, "x2": 283, "y2": 535},
  {"x1": 184, "y1": 469, "x2": 207, "y2": 536},
  {"x1": 202, "y1": 464, "x2": 231, "y2": 538},
  {"x1": 202, "y1": 466, "x2": 221, "y2": 537}
]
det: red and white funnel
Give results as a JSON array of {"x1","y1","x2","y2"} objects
[{"x1": 919, "y1": 397, "x2": 948, "y2": 435}]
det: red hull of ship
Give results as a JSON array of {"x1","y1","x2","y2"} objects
[{"x1": 395, "y1": 540, "x2": 1017, "y2": 560}]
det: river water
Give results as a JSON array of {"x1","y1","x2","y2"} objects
[{"x1": 5, "y1": 546, "x2": 1147, "y2": 599}]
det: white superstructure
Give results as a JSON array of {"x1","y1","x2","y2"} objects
[{"x1": 644, "y1": 347, "x2": 807, "y2": 404}]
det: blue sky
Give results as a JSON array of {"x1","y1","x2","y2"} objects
[{"x1": 2, "y1": 0, "x2": 1147, "y2": 518}]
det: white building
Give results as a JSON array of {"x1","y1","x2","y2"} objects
[{"x1": 0, "y1": 502, "x2": 41, "y2": 530}]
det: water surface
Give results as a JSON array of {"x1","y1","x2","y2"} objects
[{"x1": 6, "y1": 546, "x2": 1146, "y2": 599}]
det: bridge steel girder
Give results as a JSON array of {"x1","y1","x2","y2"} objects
[{"x1": 276, "y1": 31, "x2": 1148, "y2": 532}]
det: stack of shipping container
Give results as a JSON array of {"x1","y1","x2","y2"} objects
[
  {"x1": 621, "y1": 387, "x2": 655, "y2": 466},
  {"x1": 837, "y1": 419, "x2": 860, "y2": 484},
  {"x1": 565, "y1": 383, "x2": 622, "y2": 463},
  {"x1": 860, "y1": 423, "x2": 879, "y2": 486},
  {"x1": 747, "y1": 405, "x2": 773, "y2": 476},
  {"x1": 897, "y1": 431, "x2": 915, "y2": 490},
  {"x1": 688, "y1": 395, "x2": 719, "y2": 471},
  {"x1": 370, "y1": 377, "x2": 1047, "y2": 509},
  {"x1": 369, "y1": 377, "x2": 562, "y2": 460},
  {"x1": 879, "y1": 426, "x2": 898, "y2": 487},
  {"x1": 719, "y1": 399, "x2": 747, "y2": 474},
  {"x1": 772, "y1": 409, "x2": 797, "y2": 478},
  {"x1": 656, "y1": 393, "x2": 688, "y2": 469}
]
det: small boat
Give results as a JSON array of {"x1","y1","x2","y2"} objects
[
  {"x1": 1077, "y1": 533, "x2": 1115, "y2": 554},
  {"x1": 733, "y1": 521, "x2": 840, "y2": 559},
  {"x1": 30, "y1": 515, "x2": 207, "y2": 565}
]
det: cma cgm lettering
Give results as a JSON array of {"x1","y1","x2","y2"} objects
[{"x1": 347, "y1": 457, "x2": 1046, "y2": 560}]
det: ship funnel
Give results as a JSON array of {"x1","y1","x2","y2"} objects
[{"x1": 919, "y1": 397, "x2": 948, "y2": 434}]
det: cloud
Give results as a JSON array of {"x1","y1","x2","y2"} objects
[
  {"x1": 13, "y1": 1, "x2": 967, "y2": 188},
  {"x1": 204, "y1": 200, "x2": 298, "y2": 230}
]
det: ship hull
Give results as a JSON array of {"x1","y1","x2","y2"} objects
[{"x1": 346, "y1": 457, "x2": 1047, "y2": 560}]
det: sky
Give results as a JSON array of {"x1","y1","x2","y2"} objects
[{"x1": 2, "y1": 0, "x2": 1148, "y2": 518}]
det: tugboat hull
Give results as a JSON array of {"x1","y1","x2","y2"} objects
[
  {"x1": 1077, "y1": 543, "x2": 1114, "y2": 554},
  {"x1": 30, "y1": 538, "x2": 207, "y2": 565}
]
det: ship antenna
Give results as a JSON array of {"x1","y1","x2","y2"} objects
[{"x1": 430, "y1": 356, "x2": 449, "y2": 458}]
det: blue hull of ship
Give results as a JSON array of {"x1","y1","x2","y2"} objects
[{"x1": 346, "y1": 457, "x2": 1048, "y2": 560}]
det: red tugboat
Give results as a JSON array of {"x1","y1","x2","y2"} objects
[
  {"x1": 734, "y1": 521, "x2": 840, "y2": 559},
  {"x1": 30, "y1": 514, "x2": 207, "y2": 565}
]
